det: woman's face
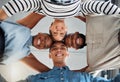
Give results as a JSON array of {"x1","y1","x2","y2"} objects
[{"x1": 49, "y1": 19, "x2": 67, "y2": 41}]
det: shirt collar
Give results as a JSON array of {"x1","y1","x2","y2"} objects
[
  {"x1": 28, "y1": 36, "x2": 33, "y2": 46},
  {"x1": 52, "y1": 66, "x2": 70, "y2": 71}
]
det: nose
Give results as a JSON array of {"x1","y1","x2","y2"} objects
[
  {"x1": 56, "y1": 26, "x2": 62, "y2": 31},
  {"x1": 56, "y1": 48, "x2": 62, "y2": 52}
]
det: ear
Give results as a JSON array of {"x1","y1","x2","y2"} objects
[
  {"x1": 65, "y1": 26, "x2": 67, "y2": 31},
  {"x1": 66, "y1": 52, "x2": 69, "y2": 57}
]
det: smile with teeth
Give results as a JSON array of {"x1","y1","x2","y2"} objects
[
  {"x1": 76, "y1": 38, "x2": 80, "y2": 45},
  {"x1": 37, "y1": 39, "x2": 41, "y2": 45},
  {"x1": 55, "y1": 53, "x2": 63, "y2": 57}
]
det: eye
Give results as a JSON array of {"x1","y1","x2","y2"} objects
[
  {"x1": 51, "y1": 47, "x2": 57, "y2": 51},
  {"x1": 60, "y1": 47, "x2": 67, "y2": 50},
  {"x1": 60, "y1": 33, "x2": 64, "y2": 37},
  {"x1": 62, "y1": 27, "x2": 65, "y2": 29},
  {"x1": 53, "y1": 32, "x2": 57, "y2": 36},
  {"x1": 60, "y1": 46, "x2": 67, "y2": 50}
]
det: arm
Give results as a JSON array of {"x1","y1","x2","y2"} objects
[
  {"x1": 17, "y1": 13, "x2": 48, "y2": 72},
  {"x1": 1, "y1": 0, "x2": 41, "y2": 18},
  {"x1": 75, "y1": 16, "x2": 86, "y2": 22},
  {"x1": 17, "y1": 12, "x2": 45, "y2": 29},
  {"x1": 20, "y1": 53, "x2": 50, "y2": 72},
  {"x1": 0, "y1": 9, "x2": 8, "y2": 20}
]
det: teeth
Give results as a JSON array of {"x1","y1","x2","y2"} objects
[
  {"x1": 37, "y1": 39, "x2": 41, "y2": 45},
  {"x1": 76, "y1": 38, "x2": 80, "y2": 44},
  {"x1": 56, "y1": 54, "x2": 63, "y2": 57}
]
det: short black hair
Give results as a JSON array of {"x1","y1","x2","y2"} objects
[
  {"x1": 49, "y1": 41, "x2": 67, "y2": 52},
  {"x1": 0, "y1": 27, "x2": 5, "y2": 57},
  {"x1": 78, "y1": 33, "x2": 87, "y2": 49}
]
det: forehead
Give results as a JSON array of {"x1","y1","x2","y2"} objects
[{"x1": 51, "y1": 42, "x2": 66, "y2": 47}]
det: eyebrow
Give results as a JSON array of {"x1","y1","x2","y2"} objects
[{"x1": 51, "y1": 44, "x2": 66, "y2": 48}]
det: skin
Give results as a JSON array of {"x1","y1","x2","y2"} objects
[
  {"x1": 17, "y1": 13, "x2": 51, "y2": 72},
  {"x1": 0, "y1": 9, "x2": 8, "y2": 20},
  {"x1": 33, "y1": 33, "x2": 53, "y2": 49},
  {"x1": 49, "y1": 41, "x2": 88, "y2": 71},
  {"x1": 49, "y1": 42, "x2": 69, "y2": 67},
  {"x1": 49, "y1": 19, "x2": 67, "y2": 41},
  {"x1": 49, "y1": 16, "x2": 86, "y2": 41},
  {"x1": 65, "y1": 32, "x2": 86, "y2": 49},
  {"x1": 0, "y1": 8, "x2": 86, "y2": 42},
  {"x1": 0, "y1": 8, "x2": 87, "y2": 72},
  {"x1": 0, "y1": 8, "x2": 67, "y2": 41}
]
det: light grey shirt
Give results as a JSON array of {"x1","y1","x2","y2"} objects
[
  {"x1": 0, "y1": 21, "x2": 32, "y2": 64},
  {"x1": 86, "y1": 15, "x2": 120, "y2": 71}
]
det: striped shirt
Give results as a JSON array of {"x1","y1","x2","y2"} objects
[{"x1": 2, "y1": 0, "x2": 120, "y2": 18}]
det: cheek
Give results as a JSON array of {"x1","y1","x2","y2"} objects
[
  {"x1": 64, "y1": 51, "x2": 69, "y2": 56},
  {"x1": 50, "y1": 26, "x2": 55, "y2": 31}
]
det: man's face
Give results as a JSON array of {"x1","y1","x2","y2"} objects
[
  {"x1": 33, "y1": 33, "x2": 52, "y2": 49},
  {"x1": 49, "y1": 19, "x2": 67, "y2": 41},
  {"x1": 49, "y1": 42, "x2": 68, "y2": 63},
  {"x1": 65, "y1": 32, "x2": 85, "y2": 49}
]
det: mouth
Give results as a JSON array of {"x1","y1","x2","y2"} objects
[
  {"x1": 66, "y1": 34, "x2": 72, "y2": 47},
  {"x1": 76, "y1": 38, "x2": 80, "y2": 45},
  {"x1": 37, "y1": 38, "x2": 41, "y2": 45},
  {"x1": 55, "y1": 53, "x2": 63, "y2": 57}
]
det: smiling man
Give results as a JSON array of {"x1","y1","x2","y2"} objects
[
  {"x1": 65, "y1": 15, "x2": 120, "y2": 72},
  {"x1": 26, "y1": 41, "x2": 120, "y2": 82},
  {"x1": 65, "y1": 32, "x2": 86, "y2": 49},
  {"x1": 0, "y1": 21, "x2": 53, "y2": 65}
]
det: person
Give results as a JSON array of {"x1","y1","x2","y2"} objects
[
  {"x1": 65, "y1": 32, "x2": 86, "y2": 49},
  {"x1": 0, "y1": 0, "x2": 120, "y2": 41},
  {"x1": 65, "y1": 14, "x2": 120, "y2": 72},
  {"x1": 0, "y1": 27, "x2": 5, "y2": 58},
  {"x1": 17, "y1": 12, "x2": 68, "y2": 41},
  {"x1": 49, "y1": 19, "x2": 68, "y2": 41},
  {"x1": 0, "y1": 20, "x2": 53, "y2": 71},
  {"x1": 25, "y1": 41, "x2": 120, "y2": 82}
]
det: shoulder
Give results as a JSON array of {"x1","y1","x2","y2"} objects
[
  {"x1": 1, "y1": 21, "x2": 30, "y2": 32},
  {"x1": 27, "y1": 72, "x2": 49, "y2": 82}
]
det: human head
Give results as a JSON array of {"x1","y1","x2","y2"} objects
[
  {"x1": 32, "y1": 33, "x2": 53, "y2": 49},
  {"x1": 49, "y1": 41, "x2": 69, "y2": 66},
  {"x1": 65, "y1": 32, "x2": 86, "y2": 49},
  {"x1": 0, "y1": 27, "x2": 5, "y2": 57},
  {"x1": 49, "y1": 19, "x2": 67, "y2": 41}
]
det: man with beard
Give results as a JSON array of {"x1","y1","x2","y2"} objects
[{"x1": 65, "y1": 14, "x2": 120, "y2": 72}]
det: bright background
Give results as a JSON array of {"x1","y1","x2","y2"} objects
[{"x1": 0, "y1": 0, "x2": 87, "y2": 82}]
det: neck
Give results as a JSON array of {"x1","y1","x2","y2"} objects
[
  {"x1": 54, "y1": 62, "x2": 66, "y2": 67},
  {"x1": 54, "y1": 18, "x2": 64, "y2": 22}
]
